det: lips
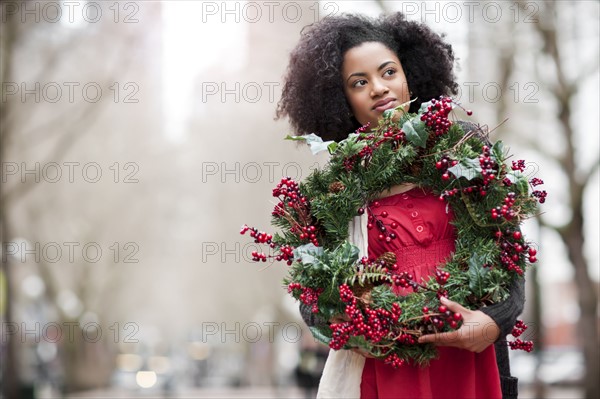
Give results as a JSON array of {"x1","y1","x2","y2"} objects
[{"x1": 372, "y1": 98, "x2": 397, "y2": 112}]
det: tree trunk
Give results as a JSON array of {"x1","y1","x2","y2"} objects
[
  {"x1": 523, "y1": 1, "x2": 599, "y2": 395},
  {"x1": 556, "y1": 57, "x2": 598, "y2": 399},
  {"x1": 1, "y1": 6, "x2": 20, "y2": 398},
  {"x1": 559, "y1": 212, "x2": 599, "y2": 398},
  {"x1": 531, "y1": 261, "x2": 546, "y2": 398},
  {"x1": 0, "y1": 213, "x2": 19, "y2": 399}
]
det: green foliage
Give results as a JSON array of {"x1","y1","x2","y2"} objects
[
  {"x1": 403, "y1": 118, "x2": 429, "y2": 148},
  {"x1": 285, "y1": 133, "x2": 334, "y2": 155},
  {"x1": 468, "y1": 253, "x2": 490, "y2": 298},
  {"x1": 447, "y1": 157, "x2": 481, "y2": 181},
  {"x1": 309, "y1": 326, "x2": 331, "y2": 345},
  {"x1": 345, "y1": 264, "x2": 391, "y2": 287}
]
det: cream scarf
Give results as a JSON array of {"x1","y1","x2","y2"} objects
[
  {"x1": 316, "y1": 211, "x2": 368, "y2": 398},
  {"x1": 316, "y1": 183, "x2": 416, "y2": 398}
]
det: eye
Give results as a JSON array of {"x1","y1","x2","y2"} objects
[
  {"x1": 352, "y1": 79, "x2": 368, "y2": 88},
  {"x1": 383, "y1": 69, "x2": 396, "y2": 77}
]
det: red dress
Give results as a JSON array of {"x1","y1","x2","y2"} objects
[{"x1": 360, "y1": 187, "x2": 502, "y2": 399}]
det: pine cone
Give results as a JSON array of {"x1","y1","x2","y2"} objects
[
  {"x1": 466, "y1": 294, "x2": 478, "y2": 305},
  {"x1": 352, "y1": 282, "x2": 374, "y2": 304},
  {"x1": 376, "y1": 252, "x2": 397, "y2": 268},
  {"x1": 328, "y1": 181, "x2": 346, "y2": 193},
  {"x1": 410, "y1": 160, "x2": 422, "y2": 176}
]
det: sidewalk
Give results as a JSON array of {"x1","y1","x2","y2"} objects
[
  {"x1": 66, "y1": 385, "x2": 584, "y2": 399},
  {"x1": 68, "y1": 387, "x2": 309, "y2": 399},
  {"x1": 519, "y1": 385, "x2": 583, "y2": 399}
]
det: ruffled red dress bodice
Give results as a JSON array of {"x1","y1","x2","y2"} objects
[{"x1": 360, "y1": 187, "x2": 502, "y2": 399}]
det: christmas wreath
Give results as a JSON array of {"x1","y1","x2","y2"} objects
[{"x1": 241, "y1": 97, "x2": 544, "y2": 367}]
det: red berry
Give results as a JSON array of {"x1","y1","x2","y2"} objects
[
  {"x1": 528, "y1": 248, "x2": 537, "y2": 256},
  {"x1": 513, "y1": 231, "x2": 522, "y2": 240}
]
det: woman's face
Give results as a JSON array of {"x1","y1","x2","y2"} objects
[{"x1": 341, "y1": 41, "x2": 411, "y2": 129}]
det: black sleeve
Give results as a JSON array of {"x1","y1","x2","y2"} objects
[
  {"x1": 480, "y1": 276, "x2": 526, "y2": 341},
  {"x1": 299, "y1": 303, "x2": 330, "y2": 330},
  {"x1": 456, "y1": 119, "x2": 527, "y2": 341}
]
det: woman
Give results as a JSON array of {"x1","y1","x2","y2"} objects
[{"x1": 276, "y1": 12, "x2": 525, "y2": 399}]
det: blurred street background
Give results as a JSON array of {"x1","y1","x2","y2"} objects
[{"x1": 1, "y1": 1, "x2": 598, "y2": 398}]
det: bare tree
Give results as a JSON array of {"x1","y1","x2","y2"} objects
[
  {"x1": 1, "y1": 6, "x2": 139, "y2": 396},
  {"x1": 1, "y1": 8, "x2": 25, "y2": 398},
  {"x1": 518, "y1": 2, "x2": 599, "y2": 397}
]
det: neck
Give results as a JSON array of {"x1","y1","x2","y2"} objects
[{"x1": 373, "y1": 183, "x2": 417, "y2": 200}]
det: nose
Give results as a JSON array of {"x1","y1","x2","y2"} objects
[{"x1": 370, "y1": 78, "x2": 389, "y2": 97}]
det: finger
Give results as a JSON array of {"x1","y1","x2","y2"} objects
[
  {"x1": 440, "y1": 296, "x2": 469, "y2": 315},
  {"x1": 351, "y1": 348, "x2": 375, "y2": 358},
  {"x1": 351, "y1": 348, "x2": 362, "y2": 357},
  {"x1": 329, "y1": 315, "x2": 350, "y2": 324},
  {"x1": 418, "y1": 330, "x2": 461, "y2": 346}
]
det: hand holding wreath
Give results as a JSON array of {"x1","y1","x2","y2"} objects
[{"x1": 418, "y1": 296, "x2": 500, "y2": 353}]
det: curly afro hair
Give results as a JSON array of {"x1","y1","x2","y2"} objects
[{"x1": 275, "y1": 12, "x2": 459, "y2": 142}]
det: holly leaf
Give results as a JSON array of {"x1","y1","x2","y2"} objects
[
  {"x1": 468, "y1": 253, "x2": 489, "y2": 298},
  {"x1": 491, "y1": 140, "x2": 506, "y2": 163},
  {"x1": 284, "y1": 134, "x2": 311, "y2": 142},
  {"x1": 382, "y1": 108, "x2": 395, "y2": 120},
  {"x1": 447, "y1": 157, "x2": 482, "y2": 181},
  {"x1": 335, "y1": 134, "x2": 367, "y2": 158},
  {"x1": 381, "y1": 99, "x2": 414, "y2": 121},
  {"x1": 332, "y1": 241, "x2": 360, "y2": 267},
  {"x1": 309, "y1": 326, "x2": 331, "y2": 345},
  {"x1": 293, "y1": 244, "x2": 329, "y2": 272},
  {"x1": 285, "y1": 133, "x2": 334, "y2": 155},
  {"x1": 505, "y1": 171, "x2": 530, "y2": 195},
  {"x1": 327, "y1": 141, "x2": 338, "y2": 154},
  {"x1": 418, "y1": 99, "x2": 434, "y2": 113},
  {"x1": 403, "y1": 119, "x2": 429, "y2": 148}
]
